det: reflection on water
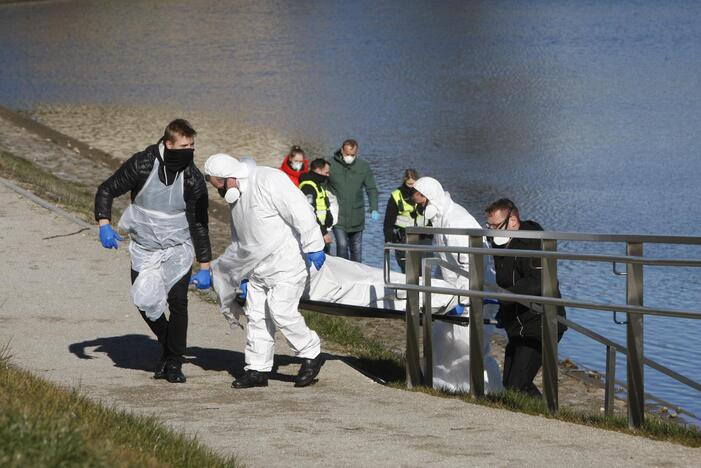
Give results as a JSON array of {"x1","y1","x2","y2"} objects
[{"x1": 2, "y1": 0, "x2": 701, "y2": 420}]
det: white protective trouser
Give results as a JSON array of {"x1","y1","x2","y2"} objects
[
  {"x1": 244, "y1": 270, "x2": 321, "y2": 372},
  {"x1": 432, "y1": 302, "x2": 504, "y2": 394}
]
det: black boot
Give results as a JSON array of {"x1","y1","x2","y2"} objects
[
  {"x1": 295, "y1": 355, "x2": 324, "y2": 387},
  {"x1": 153, "y1": 359, "x2": 167, "y2": 380},
  {"x1": 164, "y1": 361, "x2": 186, "y2": 383},
  {"x1": 232, "y1": 370, "x2": 269, "y2": 389}
]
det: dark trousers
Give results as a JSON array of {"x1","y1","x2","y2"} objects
[
  {"x1": 130, "y1": 269, "x2": 190, "y2": 364},
  {"x1": 502, "y1": 336, "x2": 544, "y2": 397},
  {"x1": 333, "y1": 227, "x2": 363, "y2": 262}
]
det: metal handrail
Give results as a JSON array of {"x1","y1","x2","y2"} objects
[
  {"x1": 559, "y1": 317, "x2": 701, "y2": 394},
  {"x1": 385, "y1": 242, "x2": 701, "y2": 268},
  {"x1": 383, "y1": 283, "x2": 701, "y2": 321},
  {"x1": 405, "y1": 226, "x2": 701, "y2": 245},
  {"x1": 390, "y1": 228, "x2": 701, "y2": 428}
]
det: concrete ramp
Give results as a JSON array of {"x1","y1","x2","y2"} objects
[{"x1": 0, "y1": 181, "x2": 697, "y2": 467}]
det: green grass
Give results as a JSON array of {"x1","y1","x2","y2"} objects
[
  {"x1": 2, "y1": 147, "x2": 701, "y2": 448},
  {"x1": 0, "y1": 347, "x2": 240, "y2": 468},
  {"x1": 389, "y1": 383, "x2": 701, "y2": 447},
  {"x1": 301, "y1": 310, "x2": 405, "y2": 383},
  {"x1": 0, "y1": 150, "x2": 98, "y2": 222}
]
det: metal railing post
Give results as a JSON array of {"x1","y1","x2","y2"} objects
[
  {"x1": 626, "y1": 242, "x2": 645, "y2": 428},
  {"x1": 541, "y1": 239, "x2": 559, "y2": 413},
  {"x1": 605, "y1": 345, "x2": 616, "y2": 416},
  {"x1": 405, "y1": 233, "x2": 423, "y2": 388},
  {"x1": 423, "y1": 260, "x2": 433, "y2": 386},
  {"x1": 468, "y1": 235, "x2": 485, "y2": 397}
]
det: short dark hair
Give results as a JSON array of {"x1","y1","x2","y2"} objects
[
  {"x1": 341, "y1": 139, "x2": 358, "y2": 149},
  {"x1": 163, "y1": 118, "x2": 196, "y2": 143},
  {"x1": 485, "y1": 198, "x2": 519, "y2": 218},
  {"x1": 310, "y1": 158, "x2": 329, "y2": 172}
]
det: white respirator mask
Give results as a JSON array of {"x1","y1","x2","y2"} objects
[
  {"x1": 225, "y1": 187, "x2": 240, "y2": 204},
  {"x1": 423, "y1": 203, "x2": 438, "y2": 220},
  {"x1": 224, "y1": 178, "x2": 247, "y2": 204},
  {"x1": 290, "y1": 161, "x2": 304, "y2": 171},
  {"x1": 343, "y1": 156, "x2": 355, "y2": 165}
]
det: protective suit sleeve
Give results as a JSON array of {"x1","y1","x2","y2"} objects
[
  {"x1": 94, "y1": 153, "x2": 142, "y2": 221},
  {"x1": 363, "y1": 168, "x2": 379, "y2": 212},
  {"x1": 267, "y1": 171, "x2": 325, "y2": 253},
  {"x1": 445, "y1": 233, "x2": 471, "y2": 300}
]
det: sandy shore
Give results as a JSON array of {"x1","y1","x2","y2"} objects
[{"x1": 29, "y1": 103, "x2": 293, "y2": 168}]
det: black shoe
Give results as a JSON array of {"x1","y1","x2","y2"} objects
[
  {"x1": 153, "y1": 359, "x2": 167, "y2": 380},
  {"x1": 164, "y1": 361, "x2": 186, "y2": 383},
  {"x1": 295, "y1": 355, "x2": 325, "y2": 387},
  {"x1": 231, "y1": 370, "x2": 269, "y2": 389}
]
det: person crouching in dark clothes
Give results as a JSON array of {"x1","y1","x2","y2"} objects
[{"x1": 485, "y1": 198, "x2": 567, "y2": 397}]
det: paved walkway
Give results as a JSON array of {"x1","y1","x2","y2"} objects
[{"x1": 0, "y1": 180, "x2": 698, "y2": 467}]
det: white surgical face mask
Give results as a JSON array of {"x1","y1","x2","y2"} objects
[
  {"x1": 423, "y1": 203, "x2": 438, "y2": 220},
  {"x1": 290, "y1": 161, "x2": 303, "y2": 171},
  {"x1": 343, "y1": 155, "x2": 355, "y2": 165}
]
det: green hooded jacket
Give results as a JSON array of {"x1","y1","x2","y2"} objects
[{"x1": 328, "y1": 150, "x2": 379, "y2": 232}]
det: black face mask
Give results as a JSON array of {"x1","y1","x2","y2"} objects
[
  {"x1": 163, "y1": 147, "x2": 194, "y2": 173},
  {"x1": 217, "y1": 187, "x2": 227, "y2": 198}
]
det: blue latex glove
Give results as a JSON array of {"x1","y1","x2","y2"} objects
[
  {"x1": 307, "y1": 250, "x2": 326, "y2": 270},
  {"x1": 99, "y1": 224, "x2": 123, "y2": 249},
  {"x1": 447, "y1": 304, "x2": 465, "y2": 316},
  {"x1": 238, "y1": 279, "x2": 249, "y2": 301},
  {"x1": 370, "y1": 210, "x2": 381, "y2": 221},
  {"x1": 190, "y1": 269, "x2": 212, "y2": 289},
  {"x1": 483, "y1": 298, "x2": 504, "y2": 328}
]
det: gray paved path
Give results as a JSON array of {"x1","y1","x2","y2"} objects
[{"x1": 0, "y1": 181, "x2": 698, "y2": 467}]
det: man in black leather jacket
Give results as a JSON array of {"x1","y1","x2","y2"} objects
[
  {"x1": 94, "y1": 119, "x2": 212, "y2": 383},
  {"x1": 485, "y1": 198, "x2": 566, "y2": 397}
]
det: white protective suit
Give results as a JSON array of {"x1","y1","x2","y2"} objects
[
  {"x1": 118, "y1": 153, "x2": 194, "y2": 320},
  {"x1": 413, "y1": 177, "x2": 503, "y2": 394},
  {"x1": 207, "y1": 154, "x2": 324, "y2": 372}
]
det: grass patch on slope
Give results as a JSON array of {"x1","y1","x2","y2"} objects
[
  {"x1": 301, "y1": 310, "x2": 405, "y2": 383},
  {"x1": 0, "y1": 346, "x2": 240, "y2": 467},
  {"x1": 390, "y1": 383, "x2": 701, "y2": 448},
  {"x1": 0, "y1": 150, "x2": 97, "y2": 221}
]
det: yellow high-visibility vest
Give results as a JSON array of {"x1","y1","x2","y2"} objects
[
  {"x1": 391, "y1": 189, "x2": 424, "y2": 228},
  {"x1": 300, "y1": 179, "x2": 330, "y2": 224}
]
